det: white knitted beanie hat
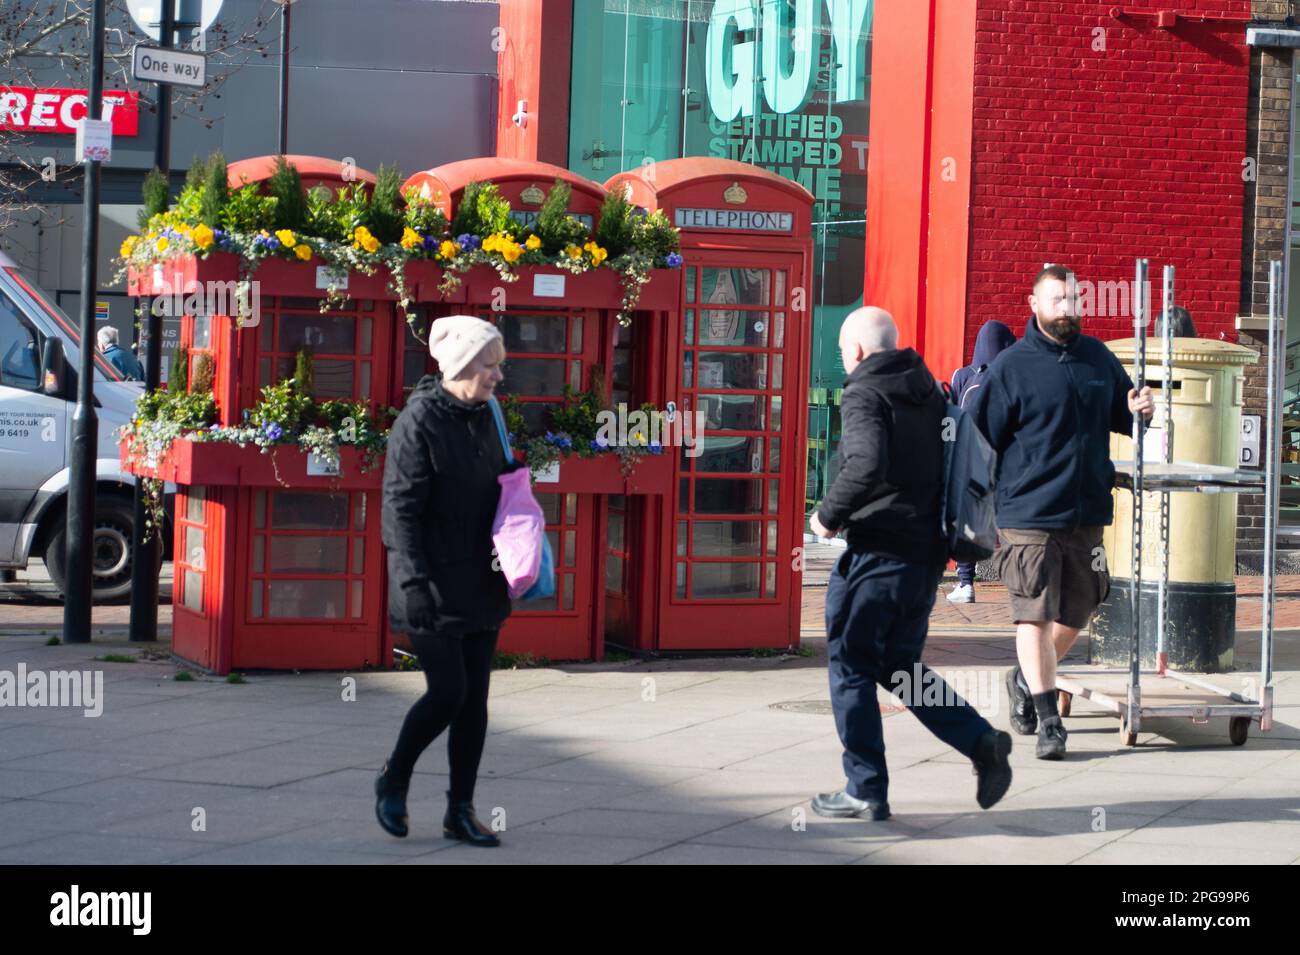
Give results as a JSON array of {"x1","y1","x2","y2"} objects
[{"x1": 428, "y1": 314, "x2": 503, "y2": 380}]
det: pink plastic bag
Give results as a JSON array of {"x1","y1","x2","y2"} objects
[
  {"x1": 493, "y1": 467, "x2": 546, "y2": 599},
  {"x1": 488, "y1": 398, "x2": 549, "y2": 599}
]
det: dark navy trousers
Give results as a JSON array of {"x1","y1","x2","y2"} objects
[{"x1": 826, "y1": 549, "x2": 993, "y2": 801}]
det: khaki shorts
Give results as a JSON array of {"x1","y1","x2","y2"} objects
[{"x1": 995, "y1": 527, "x2": 1111, "y2": 630}]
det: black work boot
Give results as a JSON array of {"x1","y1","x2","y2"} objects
[
  {"x1": 443, "y1": 796, "x2": 501, "y2": 847},
  {"x1": 1036, "y1": 716, "x2": 1068, "y2": 760},
  {"x1": 971, "y1": 730, "x2": 1013, "y2": 809},
  {"x1": 1005, "y1": 666, "x2": 1037, "y2": 736},
  {"x1": 374, "y1": 762, "x2": 410, "y2": 838}
]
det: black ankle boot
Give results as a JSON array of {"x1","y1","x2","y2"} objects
[
  {"x1": 443, "y1": 796, "x2": 500, "y2": 847},
  {"x1": 374, "y1": 762, "x2": 410, "y2": 838}
]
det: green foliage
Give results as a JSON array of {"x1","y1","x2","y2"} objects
[
  {"x1": 168, "y1": 391, "x2": 218, "y2": 429},
  {"x1": 368, "y1": 165, "x2": 404, "y2": 244},
  {"x1": 403, "y1": 193, "x2": 448, "y2": 237},
  {"x1": 535, "y1": 179, "x2": 589, "y2": 255},
  {"x1": 548, "y1": 380, "x2": 606, "y2": 455},
  {"x1": 139, "y1": 168, "x2": 171, "y2": 229},
  {"x1": 303, "y1": 186, "x2": 342, "y2": 242},
  {"x1": 329, "y1": 183, "x2": 372, "y2": 240},
  {"x1": 190, "y1": 352, "x2": 214, "y2": 395},
  {"x1": 594, "y1": 188, "x2": 637, "y2": 259},
  {"x1": 249, "y1": 378, "x2": 313, "y2": 435},
  {"x1": 493, "y1": 651, "x2": 537, "y2": 670},
  {"x1": 635, "y1": 209, "x2": 681, "y2": 264},
  {"x1": 294, "y1": 347, "x2": 314, "y2": 399},
  {"x1": 95, "y1": 654, "x2": 137, "y2": 663},
  {"x1": 497, "y1": 391, "x2": 528, "y2": 443},
  {"x1": 451, "y1": 180, "x2": 515, "y2": 239},
  {"x1": 45, "y1": 636, "x2": 60, "y2": 646},
  {"x1": 169, "y1": 344, "x2": 189, "y2": 392},
  {"x1": 174, "y1": 670, "x2": 194, "y2": 681},
  {"x1": 221, "y1": 183, "x2": 277, "y2": 233},
  {"x1": 226, "y1": 672, "x2": 247, "y2": 684},
  {"x1": 268, "y1": 156, "x2": 307, "y2": 232},
  {"x1": 199, "y1": 152, "x2": 228, "y2": 228}
]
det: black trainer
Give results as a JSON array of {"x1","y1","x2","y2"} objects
[
  {"x1": 1036, "y1": 716, "x2": 1068, "y2": 760},
  {"x1": 1005, "y1": 666, "x2": 1037, "y2": 736},
  {"x1": 971, "y1": 730, "x2": 1013, "y2": 809}
]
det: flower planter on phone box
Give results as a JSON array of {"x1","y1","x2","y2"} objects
[
  {"x1": 534, "y1": 451, "x2": 672, "y2": 495},
  {"x1": 120, "y1": 437, "x2": 382, "y2": 490}
]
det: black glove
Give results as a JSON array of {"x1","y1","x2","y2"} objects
[{"x1": 402, "y1": 582, "x2": 438, "y2": 633}]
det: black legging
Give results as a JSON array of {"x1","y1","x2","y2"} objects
[{"x1": 387, "y1": 629, "x2": 498, "y2": 804}]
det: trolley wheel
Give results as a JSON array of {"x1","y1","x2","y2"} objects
[
  {"x1": 1119, "y1": 712, "x2": 1138, "y2": 747},
  {"x1": 1229, "y1": 717, "x2": 1250, "y2": 747},
  {"x1": 1058, "y1": 690, "x2": 1073, "y2": 718}
]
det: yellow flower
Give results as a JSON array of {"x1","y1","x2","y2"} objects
[
  {"x1": 565, "y1": 245, "x2": 582, "y2": 260},
  {"x1": 400, "y1": 227, "x2": 422, "y2": 250},
  {"x1": 590, "y1": 246, "x2": 608, "y2": 266},
  {"x1": 275, "y1": 229, "x2": 297, "y2": 248},
  {"x1": 439, "y1": 240, "x2": 458, "y2": 259},
  {"x1": 155, "y1": 236, "x2": 170, "y2": 253},
  {"x1": 361, "y1": 234, "x2": 380, "y2": 253},
  {"x1": 192, "y1": 224, "x2": 214, "y2": 250},
  {"x1": 294, "y1": 244, "x2": 312, "y2": 261},
  {"x1": 119, "y1": 236, "x2": 139, "y2": 257},
  {"x1": 174, "y1": 223, "x2": 193, "y2": 236},
  {"x1": 525, "y1": 234, "x2": 541, "y2": 251},
  {"x1": 502, "y1": 243, "x2": 521, "y2": 264}
]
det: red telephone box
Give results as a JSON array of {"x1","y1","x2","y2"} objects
[
  {"x1": 125, "y1": 157, "x2": 400, "y2": 674},
  {"x1": 606, "y1": 159, "x2": 815, "y2": 652}
]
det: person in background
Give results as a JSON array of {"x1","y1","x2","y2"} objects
[
  {"x1": 946, "y1": 319, "x2": 1017, "y2": 604},
  {"x1": 96, "y1": 326, "x2": 143, "y2": 380},
  {"x1": 809, "y1": 306, "x2": 1013, "y2": 820},
  {"x1": 1155, "y1": 305, "x2": 1196, "y2": 339}
]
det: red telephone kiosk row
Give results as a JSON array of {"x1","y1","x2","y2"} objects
[{"x1": 124, "y1": 155, "x2": 813, "y2": 673}]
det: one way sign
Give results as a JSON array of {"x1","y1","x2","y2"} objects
[{"x1": 132, "y1": 45, "x2": 206, "y2": 87}]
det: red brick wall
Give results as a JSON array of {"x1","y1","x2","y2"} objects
[{"x1": 963, "y1": 0, "x2": 1252, "y2": 362}]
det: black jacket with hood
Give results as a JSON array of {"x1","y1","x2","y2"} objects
[
  {"x1": 815, "y1": 348, "x2": 946, "y2": 566},
  {"x1": 382, "y1": 374, "x2": 512, "y2": 637},
  {"x1": 967, "y1": 316, "x2": 1135, "y2": 530},
  {"x1": 951, "y1": 320, "x2": 1016, "y2": 408}
]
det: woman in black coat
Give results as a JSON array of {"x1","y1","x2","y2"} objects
[{"x1": 375, "y1": 314, "x2": 512, "y2": 847}]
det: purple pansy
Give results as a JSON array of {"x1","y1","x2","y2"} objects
[
  {"x1": 665, "y1": 252, "x2": 683, "y2": 268},
  {"x1": 262, "y1": 422, "x2": 284, "y2": 442}
]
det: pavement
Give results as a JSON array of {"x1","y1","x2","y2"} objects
[{"x1": 1, "y1": 544, "x2": 1298, "y2": 864}]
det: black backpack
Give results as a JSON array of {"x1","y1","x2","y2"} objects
[{"x1": 938, "y1": 384, "x2": 999, "y2": 562}]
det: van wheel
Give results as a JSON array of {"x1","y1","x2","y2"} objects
[{"x1": 44, "y1": 498, "x2": 148, "y2": 603}]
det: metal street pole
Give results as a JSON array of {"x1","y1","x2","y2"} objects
[
  {"x1": 128, "y1": 1, "x2": 176, "y2": 642},
  {"x1": 279, "y1": 0, "x2": 292, "y2": 154},
  {"x1": 63, "y1": 0, "x2": 107, "y2": 643}
]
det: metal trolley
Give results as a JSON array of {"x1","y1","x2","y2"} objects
[{"x1": 1054, "y1": 259, "x2": 1280, "y2": 747}]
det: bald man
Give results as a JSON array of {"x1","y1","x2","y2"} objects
[{"x1": 809, "y1": 307, "x2": 1012, "y2": 819}]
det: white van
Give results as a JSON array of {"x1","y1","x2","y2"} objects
[{"x1": 0, "y1": 250, "x2": 168, "y2": 601}]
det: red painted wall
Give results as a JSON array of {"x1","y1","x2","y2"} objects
[
  {"x1": 496, "y1": 0, "x2": 573, "y2": 165},
  {"x1": 963, "y1": 1, "x2": 1251, "y2": 361}
]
